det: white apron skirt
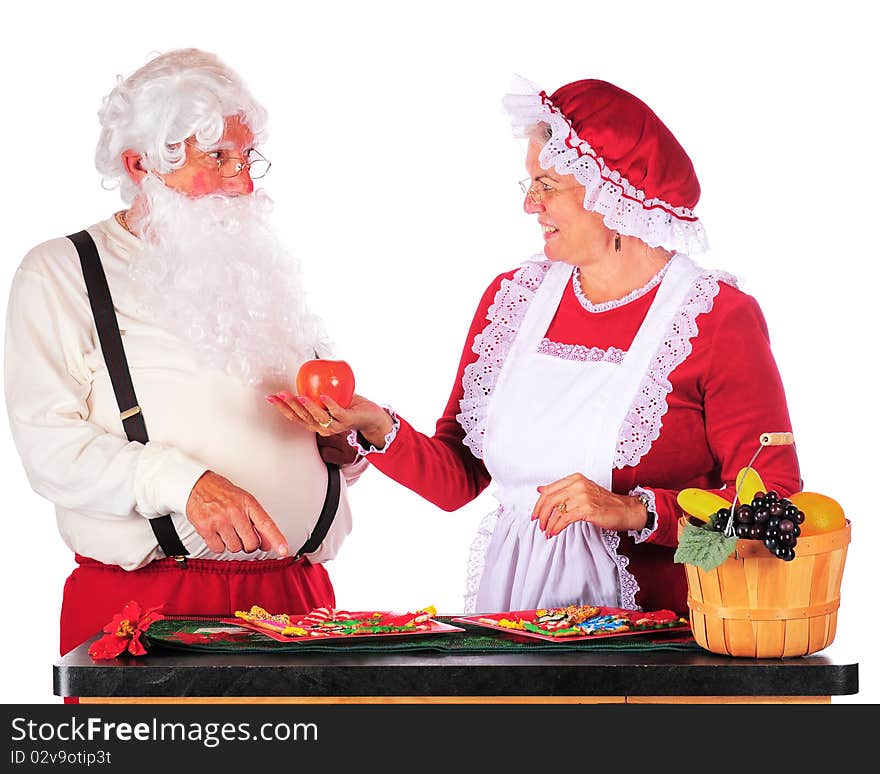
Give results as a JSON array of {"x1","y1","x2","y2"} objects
[{"x1": 470, "y1": 255, "x2": 701, "y2": 614}]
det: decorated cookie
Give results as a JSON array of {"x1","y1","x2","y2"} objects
[
  {"x1": 561, "y1": 605, "x2": 602, "y2": 624},
  {"x1": 630, "y1": 609, "x2": 688, "y2": 629},
  {"x1": 492, "y1": 617, "x2": 526, "y2": 630},
  {"x1": 234, "y1": 606, "x2": 308, "y2": 636},
  {"x1": 577, "y1": 614, "x2": 630, "y2": 635},
  {"x1": 523, "y1": 621, "x2": 583, "y2": 637}
]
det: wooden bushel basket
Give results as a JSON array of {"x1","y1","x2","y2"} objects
[{"x1": 678, "y1": 516, "x2": 850, "y2": 657}]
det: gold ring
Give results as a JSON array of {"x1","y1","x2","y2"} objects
[
  {"x1": 318, "y1": 418, "x2": 333, "y2": 429},
  {"x1": 558, "y1": 501, "x2": 568, "y2": 514}
]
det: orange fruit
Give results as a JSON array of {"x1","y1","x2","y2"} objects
[{"x1": 789, "y1": 492, "x2": 847, "y2": 536}]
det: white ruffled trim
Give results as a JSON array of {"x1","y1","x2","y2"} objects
[
  {"x1": 602, "y1": 528, "x2": 640, "y2": 610},
  {"x1": 346, "y1": 405, "x2": 400, "y2": 455},
  {"x1": 462, "y1": 506, "x2": 502, "y2": 614},
  {"x1": 537, "y1": 339, "x2": 624, "y2": 364},
  {"x1": 572, "y1": 260, "x2": 671, "y2": 313},
  {"x1": 614, "y1": 270, "x2": 737, "y2": 469},
  {"x1": 457, "y1": 258, "x2": 552, "y2": 460},
  {"x1": 503, "y1": 76, "x2": 709, "y2": 256},
  {"x1": 628, "y1": 486, "x2": 658, "y2": 544}
]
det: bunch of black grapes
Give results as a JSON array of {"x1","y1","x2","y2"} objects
[{"x1": 709, "y1": 491, "x2": 805, "y2": 561}]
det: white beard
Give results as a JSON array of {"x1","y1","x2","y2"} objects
[{"x1": 127, "y1": 176, "x2": 329, "y2": 392}]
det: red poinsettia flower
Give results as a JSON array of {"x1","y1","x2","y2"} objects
[{"x1": 88, "y1": 601, "x2": 165, "y2": 660}]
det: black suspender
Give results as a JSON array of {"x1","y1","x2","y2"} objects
[
  {"x1": 67, "y1": 228, "x2": 341, "y2": 565},
  {"x1": 69, "y1": 229, "x2": 188, "y2": 563},
  {"x1": 295, "y1": 460, "x2": 341, "y2": 559}
]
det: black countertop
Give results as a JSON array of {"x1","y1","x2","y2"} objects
[{"x1": 55, "y1": 637, "x2": 859, "y2": 699}]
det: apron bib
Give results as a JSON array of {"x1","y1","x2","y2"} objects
[{"x1": 472, "y1": 255, "x2": 701, "y2": 613}]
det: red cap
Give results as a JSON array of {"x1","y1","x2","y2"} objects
[{"x1": 549, "y1": 79, "x2": 700, "y2": 211}]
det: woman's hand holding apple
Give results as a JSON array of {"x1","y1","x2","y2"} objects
[
  {"x1": 266, "y1": 392, "x2": 396, "y2": 450},
  {"x1": 267, "y1": 357, "x2": 396, "y2": 454}
]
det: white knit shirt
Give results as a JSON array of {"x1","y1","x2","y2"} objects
[{"x1": 4, "y1": 215, "x2": 361, "y2": 570}]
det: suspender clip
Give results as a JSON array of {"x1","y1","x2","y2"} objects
[
  {"x1": 120, "y1": 405, "x2": 142, "y2": 421},
  {"x1": 173, "y1": 555, "x2": 188, "y2": 568}
]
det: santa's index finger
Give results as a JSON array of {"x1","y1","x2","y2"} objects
[{"x1": 244, "y1": 500, "x2": 289, "y2": 556}]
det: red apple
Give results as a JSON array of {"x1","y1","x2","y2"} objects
[{"x1": 295, "y1": 358, "x2": 355, "y2": 408}]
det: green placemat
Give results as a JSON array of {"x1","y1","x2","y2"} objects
[{"x1": 143, "y1": 616, "x2": 701, "y2": 654}]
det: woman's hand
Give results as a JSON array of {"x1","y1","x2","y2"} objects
[
  {"x1": 266, "y1": 392, "x2": 395, "y2": 451},
  {"x1": 531, "y1": 473, "x2": 648, "y2": 537}
]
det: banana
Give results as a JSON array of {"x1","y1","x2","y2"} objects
[
  {"x1": 735, "y1": 467, "x2": 766, "y2": 505},
  {"x1": 677, "y1": 488, "x2": 733, "y2": 523}
]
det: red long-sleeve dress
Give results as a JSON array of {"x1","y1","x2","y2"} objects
[{"x1": 358, "y1": 260, "x2": 801, "y2": 615}]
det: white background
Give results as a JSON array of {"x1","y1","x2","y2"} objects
[{"x1": 0, "y1": 1, "x2": 876, "y2": 703}]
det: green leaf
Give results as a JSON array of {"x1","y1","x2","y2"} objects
[{"x1": 674, "y1": 522, "x2": 738, "y2": 571}]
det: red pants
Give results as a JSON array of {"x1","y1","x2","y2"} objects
[{"x1": 60, "y1": 554, "x2": 335, "y2": 656}]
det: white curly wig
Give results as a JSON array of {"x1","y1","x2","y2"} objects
[{"x1": 95, "y1": 48, "x2": 268, "y2": 203}]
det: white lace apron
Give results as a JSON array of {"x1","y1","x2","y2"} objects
[{"x1": 471, "y1": 254, "x2": 702, "y2": 614}]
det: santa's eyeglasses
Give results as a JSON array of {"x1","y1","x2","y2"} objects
[{"x1": 184, "y1": 141, "x2": 272, "y2": 179}]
